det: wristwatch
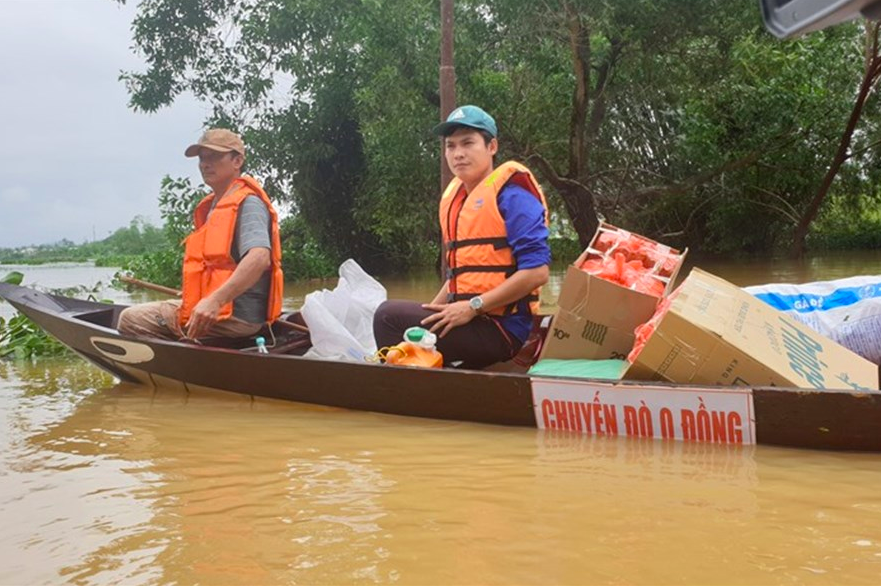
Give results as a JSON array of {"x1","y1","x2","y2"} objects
[{"x1": 469, "y1": 296, "x2": 484, "y2": 313}]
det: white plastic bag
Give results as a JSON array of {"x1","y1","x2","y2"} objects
[
  {"x1": 301, "y1": 259, "x2": 387, "y2": 362},
  {"x1": 745, "y1": 275, "x2": 881, "y2": 364}
]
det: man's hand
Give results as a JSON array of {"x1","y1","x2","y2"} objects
[
  {"x1": 185, "y1": 295, "x2": 223, "y2": 339},
  {"x1": 420, "y1": 300, "x2": 477, "y2": 337}
]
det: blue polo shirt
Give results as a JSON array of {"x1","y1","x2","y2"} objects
[{"x1": 494, "y1": 183, "x2": 551, "y2": 343}]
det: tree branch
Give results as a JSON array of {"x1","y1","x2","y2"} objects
[
  {"x1": 584, "y1": 37, "x2": 624, "y2": 162},
  {"x1": 845, "y1": 137, "x2": 881, "y2": 160},
  {"x1": 632, "y1": 148, "x2": 764, "y2": 199},
  {"x1": 631, "y1": 125, "x2": 805, "y2": 200}
]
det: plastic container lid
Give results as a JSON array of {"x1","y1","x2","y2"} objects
[
  {"x1": 405, "y1": 327, "x2": 426, "y2": 342},
  {"x1": 404, "y1": 327, "x2": 437, "y2": 349}
]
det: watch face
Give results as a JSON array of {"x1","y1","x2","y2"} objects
[{"x1": 469, "y1": 296, "x2": 483, "y2": 310}]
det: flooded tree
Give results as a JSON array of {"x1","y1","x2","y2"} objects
[{"x1": 118, "y1": 0, "x2": 879, "y2": 263}]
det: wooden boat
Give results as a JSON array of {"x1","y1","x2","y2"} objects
[{"x1": 3, "y1": 281, "x2": 881, "y2": 452}]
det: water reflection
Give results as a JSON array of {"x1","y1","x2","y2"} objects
[
  {"x1": 537, "y1": 431, "x2": 758, "y2": 492},
  {"x1": 0, "y1": 368, "x2": 767, "y2": 585},
  {"x1": 0, "y1": 358, "x2": 113, "y2": 399},
  {"x1": 5, "y1": 372, "x2": 881, "y2": 584},
  {"x1": 6, "y1": 380, "x2": 391, "y2": 584}
]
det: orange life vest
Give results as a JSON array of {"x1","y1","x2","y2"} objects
[
  {"x1": 179, "y1": 176, "x2": 284, "y2": 327},
  {"x1": 438, "y1": 161, "x2": 549, "y2": 316}
]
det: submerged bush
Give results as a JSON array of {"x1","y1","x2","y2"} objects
[
  {"x1": 809, "y1": 193, "x2": 881, "y2": 250},
  {"x1": 279, "y1": 216, "x2": 339, "y2": 279},
  {"x1": 0, "y1": 313, "x2": 69, "y2": 359},
  {"x1": 0, "y1": 272, "x2": 106, "y2": 360},
  {"x1": 117, "y1": 248, "x2": 183, "y2": 289}
]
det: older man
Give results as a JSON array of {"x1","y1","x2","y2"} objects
[
  {"x1": 373, "y1": 105, "x2": 551, "y2": 369},
  {"x1": 117, "y1": 129, "x2": 284, "y2": 341}
]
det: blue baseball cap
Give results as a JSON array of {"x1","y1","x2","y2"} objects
[{"x1": 432, "y1": 105, "x2": 498, "y2": 138}]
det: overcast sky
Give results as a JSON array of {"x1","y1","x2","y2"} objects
[{"x1": 0, "y1": 0, "x2": 210, "y2": 248}]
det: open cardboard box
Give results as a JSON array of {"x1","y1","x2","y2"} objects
[
  {"x1": 539, "y1": 223, "x2": 686, "y2": 361},
  {"x1": 623, "y1": 269, "x2": 879, "y2": 391}
]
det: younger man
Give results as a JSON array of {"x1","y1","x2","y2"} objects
[{"x1": 373, "y1": 106, "x2": 550, "y2": 369}]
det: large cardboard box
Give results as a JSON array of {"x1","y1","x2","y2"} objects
[
  {"x1": 540, "y1": 223, "x2": 685, "y2": 361},
  {"x1": 623, "y1": 269, "x2": 879, "y2": 391}
]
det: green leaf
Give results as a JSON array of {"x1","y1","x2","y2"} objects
[{"x1": 1, "y1": 271, "x2": 24, "y2": 285}]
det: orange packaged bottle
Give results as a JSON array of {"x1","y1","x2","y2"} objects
[{"x1": 384, "y1": 327, "x2": 444, "y2": 368}]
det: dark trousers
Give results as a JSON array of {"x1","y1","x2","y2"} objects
[{"x1": 373, "y1": 300, "x2": 522, "y2": 370}]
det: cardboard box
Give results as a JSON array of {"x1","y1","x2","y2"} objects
[
  {"x1": 540, "y1": 223, "x2": 685, "y2": 361},
  {"x1": 623, "y1": 269, "x2": 879, "y2": 391}
]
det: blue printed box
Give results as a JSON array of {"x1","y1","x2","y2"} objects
[{"x1": 624, "y1": 269, "x2": 879, "y2": 391}]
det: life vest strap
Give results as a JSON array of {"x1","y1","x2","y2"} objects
[
  {"x1": 447, "y1": 265, "x2": 517, "y2": 278},
  {"x1": 448, "y1": 293, "x2": 476, "y2": 301},
  {"x1": 445, "y1": 237, "x2": 509, "y2": 251}
]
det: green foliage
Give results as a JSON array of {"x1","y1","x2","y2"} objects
[
  {"x1": 117, "y1": 248, "x2": 183, "y2": 289},
  {"x1": 649, "y1": 23, "x2": 866, "y2": 253},
  {"x1": 103, "y1": 216, "x2": 168, "y2": 255},
  {"x1": 117, "y1": 175, "x2": 202, "y2": 288},
  {"x1": 120, "y1": 0, "x2": 446, "y2": 272},
  {"x1": 0, "y1": 278, "x2": 105, "y2": 360},
  {"x1": 0, "y1": 313, "x2": 69, "y2": 359},
  {"x1": 156, "y1": 176, "x2": 202, "y2": 245},
  {"x1": 119, "y1": 0, "x2": 881, "y2": 264},
  {"x1": 549, "y1": 238, "x2": 582, "y2": 265},
  {"x1": 2, "y1": 272, "x2": 23, "y2": 285},
  {"x1": 50, "y1": 282, "x2": 107, "y2": 300},
  {"x1": 94, "y1": 254, "x2": 137, "y2": 268},
  {"x1": 809, "y1": 191, "x2": 881, "y2": 249},
  {"x1": 0, "y1": 216, "x2": 168, "y2": 264},
  {"x1": 278, "y1": 216, "x2": 339, "y2": 279}
]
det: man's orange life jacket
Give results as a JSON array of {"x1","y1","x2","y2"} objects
[
  {"x1": 438, "y1": 161, "x2": 549, "y2": 316},
  {"x1": 179, "y1": 176, "x2": 284, "y2": 327}
]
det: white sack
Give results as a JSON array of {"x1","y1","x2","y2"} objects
[
  {"x1": 745, "y1": 275, "x2": 881, "y2": 364},
  {"x1": 301, "y1": 259, "x2": 387, "y2": 362}
]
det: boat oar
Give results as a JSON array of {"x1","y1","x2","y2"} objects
[
  {"x1": 117, "y1": 274, "x2": 310, "y2": 334},
  {"x1": 118, "y1": 274, "x2": 182, "y2": 297}
]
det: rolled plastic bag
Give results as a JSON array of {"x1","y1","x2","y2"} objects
[
  {"x1": 745, "y1": 275, "x2": 881, "y2": 365},
  {"x1": 301, "y1": 259, "x2": 387, "y2": 361}
]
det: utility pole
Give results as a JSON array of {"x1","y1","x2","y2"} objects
[{"x1": 440, "y1": 0, "x2": 456, "y2": 190}]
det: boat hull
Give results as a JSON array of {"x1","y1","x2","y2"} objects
[{"x1": 3, "y1": 282, "x2": 881, "y2": 451}]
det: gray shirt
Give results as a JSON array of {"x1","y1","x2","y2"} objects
[{"x1": 208, "y1": 194, "x2": 273, "y2": 324}]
